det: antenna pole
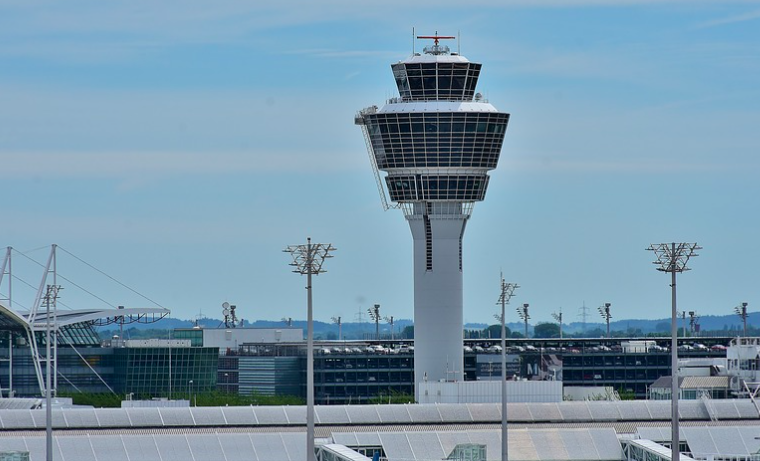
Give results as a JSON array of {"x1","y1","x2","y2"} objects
[{"x1": 412, "y1": 27, "x2": 415, "y2": 55}]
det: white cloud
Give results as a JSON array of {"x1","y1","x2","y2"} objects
[{"x1": 696, "y1": 8, "x2": 760, "y2": 28}]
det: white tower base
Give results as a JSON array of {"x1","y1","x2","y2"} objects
[{"x1": 407, "y1": 203, "x2": 466, "y2": 399}]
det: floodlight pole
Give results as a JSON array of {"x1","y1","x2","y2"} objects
[
  {"x1": 496, "y1": 277, "x2": 519, "y2": 461},
  {"x1": 331, "y1": 316, "x2": 342, "y2": 341},
  {"x1": 44, "y1": 284, "x2": 61, "y2": 461},
  {"x1": 551, "y1": 310, "x2": 563, "y2": 339},
  {"x1": 368, "y1": 304, "x2": 381, "y2": 340},
  {"x1": 516, "y1": 304, "x2": 530, "y2": 338},
  {"x1": 285, "y1": 238, "x2": 336, "y2": 461},
  {"x1": 735, "y1": 303, "x2": 748, "y2": 338},
  {"x1": 598, "y1": 303, "x2": 612, "y2": 339},
  {"x1": 648, "y1": 242, "x2": 701, "y2": 461}
]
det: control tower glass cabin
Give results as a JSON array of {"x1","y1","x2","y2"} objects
[{"x1": 355, "y1": 36, "x2": 510, "y2": 394}]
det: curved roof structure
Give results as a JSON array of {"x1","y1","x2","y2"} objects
[{"x1": 0, "y1": 302, "x2": 170, "y2": 330}]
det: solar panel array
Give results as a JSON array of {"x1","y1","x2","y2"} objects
[
  {"x1": 332, "y1": 428, "x2": 623, "y2": 461},
  {"x1": 0, "y1": 400, "x2": 757, "y2": 430}
]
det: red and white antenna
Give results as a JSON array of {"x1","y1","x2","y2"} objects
[{"x1": 416, "y1": 31, "x2": 455, "y2": 46}]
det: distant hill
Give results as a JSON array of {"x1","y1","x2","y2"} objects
[{"x1": 99, "y1": 312, "x2": 757, "y2": 340}]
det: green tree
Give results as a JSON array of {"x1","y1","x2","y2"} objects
[
  {"x1": 533, "y1": 322, "x2": 560, "y2": 338},
  {"x1": 483, "y1": 324, "x2": 511, "y2": 339},
  {"x1": 401, "y1": 325, "x2": 414, "y2": 339}
]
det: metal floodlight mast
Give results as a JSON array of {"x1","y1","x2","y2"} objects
[
  {"x1": 368, "y1": 304, "x2": 381, "y2": 340},
  {"x1": 331, "y1": 316, "x2": 342, "y2": 341},
  {"x1": 384, "y1": 315, "x2": 395, "y2": 341},
  {"x1": 516, "y1": 303, "x2": 530, "y2": 338},
  {"x1": 647, "y1": 242, "x2": 701, "y2": 461},
  {"x1": 496, "y1": 277, "x2": 519, "y2": 461},
  {"x1": 598, "y1": 303, "x2": 612, "y2": 339},
  {"x1": 44, "y1": 284, "x2": 61, "y2": 461},
  {"x1": 551, "y1": 310, "x2": 563, "y2": 339},
  {"x1": 734, "y1": 302, "x2": 749, "y2": 338},
  {"x1": 284, "y1": 237, "x2": 336, "y2": 461}
]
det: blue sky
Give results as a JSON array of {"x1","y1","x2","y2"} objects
[{"x1": 2, "y1": 1, "x2": 759, "y2": 327}]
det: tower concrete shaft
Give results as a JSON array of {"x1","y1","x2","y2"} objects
[{"x1": 356, "y1": 35, "x2": 509, "y2": 396}]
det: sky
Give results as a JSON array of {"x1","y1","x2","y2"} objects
[{"x1": 1, "y1": 1, "x2": 759, "y2": 327}]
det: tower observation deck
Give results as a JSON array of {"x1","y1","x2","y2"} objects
[{"x1": 355, "y1": 35, "x2": 510, "y2": 396}]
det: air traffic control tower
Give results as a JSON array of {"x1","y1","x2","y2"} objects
[{"x1": 355, "y1": 34, "x2": 509, "y2": 394}]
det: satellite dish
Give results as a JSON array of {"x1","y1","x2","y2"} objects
[
  {"x1": 222, "y1": 302, "x2": 230, "y2": 309},
  {"x1": 223, "y1": 308, "x2": 230, "y2": 317}
]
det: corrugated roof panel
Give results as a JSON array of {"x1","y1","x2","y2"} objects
[
  {"x1": 30, "y1": 409, "x2": 65, "y2": 428},
  {"x1": 406, "y1": 432, "x2": 445, "y2": 460},
  {"x1": 158, "y1": 408, "x2": 195, "y2": 426},
  {"x1": 94, "y1": 408, "x2": 131, "y2": 428},
  {"x1": 352, "y1": 431, "x2": 382, "y2": 447},
  {"x1": 0, "y1": 409, "x2": 36, "y2": 429},
  {"x1": 56, "y1": 435, "x2": 96, "y2": 461},
  {"x1": 636, "y1": 427, "x2": 671, "y2": 442},
  {"x1": 154, "y1": 434, "x2": 195, "y2": 461},
  {"x1": 436, "y1": 404, "x2": 473, "y2": 422},
  {"x1": 187, "y1": 434, "x2": 227, "y2": 460},
  {"x1": 125, "y1": 408, "x2": 163, "y2": 426},
  {"x1": 375, "y1": 404, "x2": 411, "y2": 423},
  {"x1": 645, "y1": 401, "x2": 672, "y2": 420},
  {"x1": 0, "y1": 436, "x2": 29, "y2": 453},
  {"x1": 250, "y1": 433, "x2": 290, "y2": 461},
  {"x1": 679, "y1": 402, "x2": 709, "y2": 420},
  {"x1": 407, "y1": 404, "x2": 442, "y2": 423},
  {"x1": 221, "y1": 406, "x2": 258, "y2": 425},
  {"x1": 281, "y1": 432, "x2": 305, "y2": 461},
  {"x1": 558, "y1": 402, "x2": 592, "y2": 422},
  {"x1": 508, "y1": 429, "x2": 540, "y2": 461},
  {"x1": 588, "y1": 402, "x2": 621, "y2": 421},
  {"x1": 508, "y1": 403, "x2": 534, "y2": 422},
  {"x1": 560, "y1": 429, "x2": 596, "y2": 460},
  {"x1": 589, "y1": 428, "x2": 623, "y2": 460},
  {"x1": 345, "y1": 405, "x2": 381, "y2": 424},
  {"x1": 282, "y1": 406, "x2": 305, "y2": 424},
  {"x1": 528, "y1": 403, "x2": 563, "y2": 421},
  {"x1": 531, "y1": 429, "x2": 570, "y2": 461},
  {"x1": 617, "y1": 401, "x2": 652, "y2": 421},
  {"x1": 316, "y1": 405, "x2": 350, "y2": 424},
  {"x1": 709, "y1": 400, "x2": 741, "y2": 420},
  {"x1": 682, "y1": 427, "x2": 720, "y2": 457},
  {"x1": 122, "y1": 434, "x2": 161, "y2": 460},
  {"x1": 62, "y1": 408, "x2": 99, "y2": 428},
  {"x1": 219, "y1": 433, "x2": 258, "y2": 461},
  {"x1": 734, "y1": 401, "x2": 759, "y2": 418},
  {"x1": 190, "y1": 406, "x2": 227, "y2": 426},
  {"x1": 90, "y1": 435, "x2": 130, "y2": 461},
  {"x1": 378, "y1": 433, "x2": 415, "y2": 461},
  {"x1": 467, "y1": 403, "x2": 500, "y2": 422}
]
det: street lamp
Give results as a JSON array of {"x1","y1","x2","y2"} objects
[
  {"x1": 284, "y1": 237, "x2": 336, "y2": 461},
  {"x1": 598, "y1": 303, "x2": 612, "y2": 339},
  {"x1": 368, "y1": 304, "x2": 381, "y2": 340},
  {"x1": 496, "y1": 276, "x2": 519, "y2": 461},
  {"x1": 551, "y1": 310, "x2": 563, "y2": 339},
  {"x1": 516, "y1": 304, "x2": 530, "y2": 338},
  {"x1": 647, "y1": 242, "x2": 701, "y2": 461},
  {"x1": 734, "y1": 302, "x2": 749, "y2": 338},
  {"x1": 189, "y1": 379, "x2": 194, "y2": 407}
]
